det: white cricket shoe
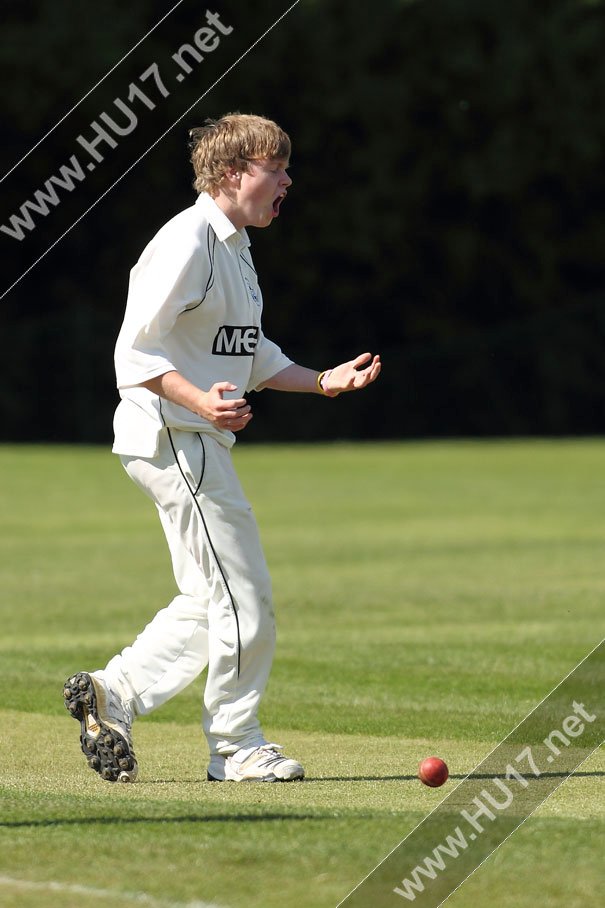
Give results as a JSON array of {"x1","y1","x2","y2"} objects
[
  {"x1": 208, "y1": 743, "x2": 304, "y2": 782},
  {"x1": 63, "y1": 671, "x2": 138, "y2": 783}
]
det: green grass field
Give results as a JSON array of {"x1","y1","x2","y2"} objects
[{"x1": 0, "y1": 440, "x2": 603, "y2": 908}]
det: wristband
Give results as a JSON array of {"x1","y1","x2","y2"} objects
[{"x1": 317, "y1": 369, "x2": 340, "y2": 398}]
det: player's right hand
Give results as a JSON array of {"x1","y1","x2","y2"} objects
[{"x1": 199, "y1": 382, "x2": 253, "y2": 432}]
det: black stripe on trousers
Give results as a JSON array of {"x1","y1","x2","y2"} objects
[{"x1": 166, "y1": 427, "x2": 242, "y2": 677}]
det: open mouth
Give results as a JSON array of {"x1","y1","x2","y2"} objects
[{"x1": 272, "y1": 192, "x2": 287, "y2": 216}]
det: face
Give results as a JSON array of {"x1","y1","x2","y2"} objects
[{"x1": 220, "y1": 158, "x2": 292, "y2": 230}]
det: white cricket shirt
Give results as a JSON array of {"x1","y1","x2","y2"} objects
[{"x1": 112, "y1": 193, "x2": 293, "y2": 457}]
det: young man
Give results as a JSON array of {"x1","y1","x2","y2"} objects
[{"x1": 63, "y1": 113, "x2": 381, "y2": 783}]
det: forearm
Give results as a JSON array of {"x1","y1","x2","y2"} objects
[
  {"x1": 139, "y1": 370, "x2": 253, "y2": 432},
  {"x1": 260, "y1": 353, "x2": 381, "y2": 396},
  {"x1": 140, "y1": 370, "x2": 206, "y2": 416},
  {"x1": 258, "y1": 364, "x2": 322, "y2": 393}
]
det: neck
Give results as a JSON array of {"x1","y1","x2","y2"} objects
[{"x1": 212, "y1": 190, "x2": 245, "y2": 231}]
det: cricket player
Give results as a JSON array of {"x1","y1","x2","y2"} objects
[{"x1": 63, "y1": 113, "x2": 381, "y2": 783}]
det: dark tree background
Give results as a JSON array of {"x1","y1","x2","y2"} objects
[{"x1": 2, "y1": 0, "x2": 605, "y2": 443}]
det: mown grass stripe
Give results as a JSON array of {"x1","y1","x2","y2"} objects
[{"x1": 0, "y1": 875, "x2": 226, "y2": 908}]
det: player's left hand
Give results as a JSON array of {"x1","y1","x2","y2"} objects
[{"x1": 325, "y1": 353, "x2": 381, "y2": 394}]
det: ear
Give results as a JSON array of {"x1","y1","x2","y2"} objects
[{"x1": 224, "y1": 166, "x2": 242, "y2": 186}]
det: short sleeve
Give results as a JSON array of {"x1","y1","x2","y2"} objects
[{"x1": 246, "y1": 330, "x2": 293, "y2": 392}]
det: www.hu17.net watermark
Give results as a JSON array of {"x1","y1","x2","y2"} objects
[
  {"x1": 338, "y1": 639, "x2": 604, "y2": 908},
  {"x1": 394, "y1": 700, "x2": 596, "y2": 903},
  {"x1": 1, "y1": 8, "x2": 233, "y2": 243}
]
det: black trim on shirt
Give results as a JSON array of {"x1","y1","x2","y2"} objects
[
  {"x1": 182, "y1": 224, "x2": 217, "y2": 314},
  {"x1": 239, "y1": 249, "x2": 256, "y2": 274}
]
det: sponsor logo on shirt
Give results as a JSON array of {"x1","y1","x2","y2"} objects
[
  {"x1": 244, "y1": 276, "x2": 260, "y2": 306},
  {"x1": 212, "y1": 325, "x2": 259, "y2": 356}
]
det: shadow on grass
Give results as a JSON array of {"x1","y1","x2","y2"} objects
[
  {"x1": 2, "y1": 771, "x2": 601, "y2": 829},
  {"x1": 0, "y1": 813, "x2": 327, "y2": 829},
  {"x1": 304, "y1": 770, "x2": 605, "y2": 782},
  {"x1": 80, "y1": 769, "x2": 605, "y2": 785}
]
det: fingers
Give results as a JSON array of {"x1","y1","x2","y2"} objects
[
  {"x1": 209, "y1": 382, "x2": 247, "y2": 410},
  {"x1": 213, "y1": 381, "x2": 238, "y2": 396},
  {"x1": 338, "y1": 353, "x2": 381, "y2": 391},
  {"x1": 358, "y1": 357, "x2": 381, "y2": 387},
  {"x1": 350, "y1": 352, "x2": 381, "y2": 375},
  {"x1": 218, "y1": 401, "x2": 252, "y2": 430},
  {"x1": 351, "y1": 352, "x2": 373, "y2": 369},
  {"x1": 225, "y1": 410, "x2": 253, "y2": 432},
  {"x1": 365, "y1": 354, "x2": 381, "y2": 381},
  {"x1": 218, "y1": 398, "x2": 248, "y2": 412},
  {"x1": 206, "y1": 381, "x2": 252, "y2": 430}
]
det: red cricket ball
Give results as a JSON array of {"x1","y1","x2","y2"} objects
[{"x1": 418, "y1": 756, "x2": 449, "y2": 787}]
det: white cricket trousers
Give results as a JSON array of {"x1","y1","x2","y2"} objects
[{"x1": 102, "y1": 427, "x2": 276, "y2": 756}]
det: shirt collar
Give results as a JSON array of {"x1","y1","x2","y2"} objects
[{"x1": 196, "y1": 192, "x2": 250, "y2": 247}]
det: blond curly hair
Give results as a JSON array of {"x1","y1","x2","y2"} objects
[{"x1": 189, "y1": 113, "x2": 291, "y2": 195}]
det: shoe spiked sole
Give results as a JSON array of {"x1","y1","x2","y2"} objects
[{"x1": 63, "y1": 672, "x2": 137, "y2": 783}]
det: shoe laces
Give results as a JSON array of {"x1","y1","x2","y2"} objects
[{"x1": 253, "y1": 743, "x2": 289, "y2": 768}]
